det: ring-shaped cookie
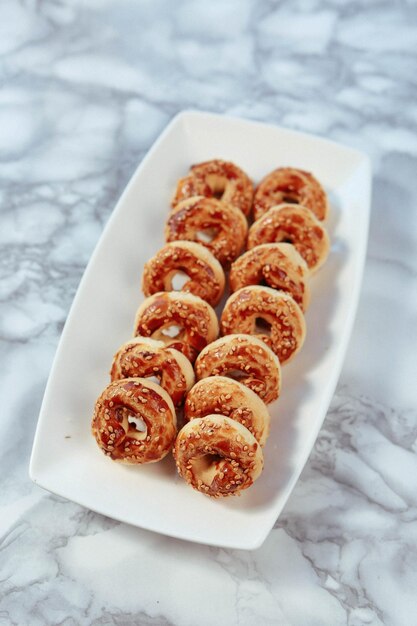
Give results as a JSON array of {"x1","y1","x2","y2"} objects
[
  {"x1": 142, "y1": 241, "x2": 225, "y2": 307},
  {"x1": 110, "y1": 337, "x2": 194, "y2": 406},
  {"x1": 165, "y1": 196, "x2": 248, "y2": 266},
  {"x1": 248, "y1": 204, "x2": 330, "y2": 273},
  {"x1": 221, "y1": 286, "x2": 306, "y2": 364},
  {"x1": 92, "y1": 378, "x2": 176, "y2": 464},
  {"x1": 184, "y1": 376, "x2": 270, "y2": 446},
  {"x1": 229, "y1": 242, "x2": 310, "y2": 311},
  {"x1": 194, "y1": 334, "x2": 281, "y2": 404},
  {"x1": 134, "y1": 291, "x2": 219, "y2": 362},
  {"x1": 174, "y1": 415, "x2": 263, "y2": 497},
  {"x1": 253, "y1": 167, "x2": 328, "y2": 221},
  {"x1": 172, "y1": 159, "x2": 254, "y2": 216}
]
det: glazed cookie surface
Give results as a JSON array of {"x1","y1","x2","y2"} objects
[
  {"x1": 172, "y1": 159, "x2": 254, "y2": 216},
  {"x1": 134, "y1": 291, "x2": 219, "y2": 362},
  {"x1": 110, "y1": 337, "x2": 194, "y2": 406},
  {"x1": 165, "y1": 196, "x2": 248, "y2": 265},
  {"x1": 92, "y1": 378, "x2": 177, "y2": 464},
  {"x1": 174, "y1": 415, "x2": 263, "y2": 497},
  {"x1": 195, "y1": 333, "x2": 281, "y2": 404},
  {"x1": 253, "y1": 167, "x2": 328, "y2": 221},
  {"x1": 142, "y1": 241, "x2": 225, "y2": 307},
  {"x1": 230, "y1": 242, "x2": 310, "y2": 311},
  {"x1": 184, "y1": 376, "x2": 270, "y2": 446},
  {"x1": 248, "y1": 204, "x2": 330, "y2": 273},
  {"x1": 221, "y1": 285, "x2": 306, "y2": 364}
]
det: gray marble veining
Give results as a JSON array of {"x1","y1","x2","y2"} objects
[{"x1": 1, "y1": 0, "x2": 417, "y2": 624}]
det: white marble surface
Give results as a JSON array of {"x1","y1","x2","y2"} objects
[{"x1": 1, "y1": 0, "x2": 416, "y2": 624}]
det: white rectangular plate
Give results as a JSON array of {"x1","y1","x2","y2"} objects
[{"x1": 30, "y1": 111, "x2": 371, "y2": 550}]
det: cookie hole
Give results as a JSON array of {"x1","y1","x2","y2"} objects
[
  {"x1": 282, "y1": 195, "x2": 299, "y2": 204},
  {"x1": 146, "y1": 375, "x2": 161, "y2": 385},
  {"x1": 161, "y1": 324, "x2": 182, "y2": 338},
  {"x1": 255, "y1": 317, "x2": 272, "y2": 336},
  {"x1": 196, "y1": 228, "x2": 217, "y2": 243},
  {"x1": 128, "y1": 415, "x2": 147, "y2": 433},
  {"x1": 115, "y1": 406, "x2": 135, "y2": 425},
  {"x1": 171, "y1": 271, "x2": 189, "y2": 290},
  {"x1": 223, "y1": 368, "x2": 247, "y2": 381},
  {"x1": 281, "y1": 237, "x2": 293, "y2": 244},
  {"x1": 191, "y1": 453, "x2": 225, "y2": 484},
  {"x1": 207, "y1": 175, "x2": 227, "y2": 200}
]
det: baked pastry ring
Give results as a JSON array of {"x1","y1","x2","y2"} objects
[
  {"x1": 229, "y1": 242, "x2": 310, "y2": 311},
  {"x1": 172, "y1": 159, "x2": 254, "y2": 216},
  {"x1": 184, "y1": 376, "x2": 270, "y2": 446},
  {"x1": 253, "y1": 167, "x2": 328, "y2": 221},
  {"x1": 165, "y1": 196, "x2": 247, "y2": 266},
  {"x1": 195, "y1": 333, "x2": 281, "y2": 404},
  {"x1": 134, "y1": 291, "x2": 219, "y2": 362},
  {"x1": 174, "y1": 415, "x2": 263, "y2": 497},
  {"x1": 248, "y1": 204, "x2": 330, "y2": 273},
  {"x1": 142, "y1": 241, "x2": 225, "y2": 307},
  {"x1": 110, "y1": 337, "x2": 194, "y2": 406},
  {"x1": 92, "y1": 378, "x2": 176, "y2": 464},
  {"x1": 221, "y1": 286, "x2": 306, "y2": 364}
]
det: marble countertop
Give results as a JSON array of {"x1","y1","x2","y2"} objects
[{"x1": 1, "y1": 0, "x2": 416, "y2": 624}]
